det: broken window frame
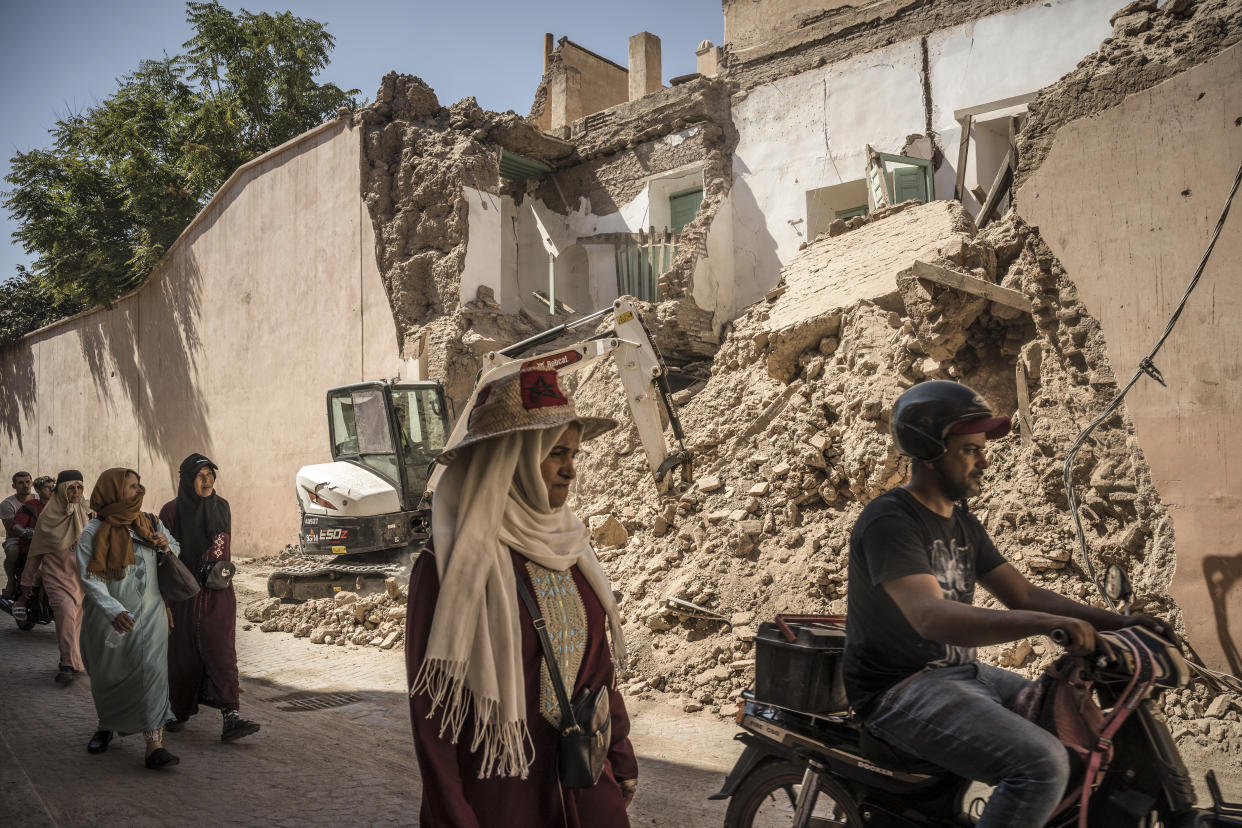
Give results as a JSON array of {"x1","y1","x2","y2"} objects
[
  {"x1": 865, "y1": 148, "x2": 935, "y2": 211},
  {"x1": 615, "y1": 228, "x2": 677, "y2": 303}
]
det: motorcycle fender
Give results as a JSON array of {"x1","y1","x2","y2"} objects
[{"x1": 708, "y1": 738, "x2": 789, "y2": 801}]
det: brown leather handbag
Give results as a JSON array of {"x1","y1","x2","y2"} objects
[
  {"x1": 145, "y1": 513, "x2": 201, "y2": 602},
  {"x1": 154, "y1": 547, "x2": 201, "y2": 602}
]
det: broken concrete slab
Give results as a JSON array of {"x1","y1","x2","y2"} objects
[{"x1": 762, "y1": 200, "x2": 976, "y2": 381}]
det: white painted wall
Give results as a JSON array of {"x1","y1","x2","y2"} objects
[
  {"x1": 500, "y1": 195, "x2": 520, "y2": 314},
  {"x1": 584, "y1": 244, "x2": 620, "y2": 308},
  {"x1": 928, "y1": 0, "x2": 1119, "y2": 209},
  {"x1": 692, "y1": 192, "x2": 736, "y2": 330},
  {"x1": 729, "y1": 0, "x2": 1118, "y2": 307},
  {"x1": 460, "y1": 186, "x2": 505, "y2": 306},
  {"x1": 731, "y1": 40, "x2": 926, "y2": 308}
]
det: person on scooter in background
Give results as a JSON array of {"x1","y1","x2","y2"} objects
[
  {"x1": 10, "y1": 476, "x2": 55, "y2": 625},
  {"x1": 843, "y1": 381, "x2": 1175, "y2": 828},
  {"x1": 2, "y1": 471, "x2": 37, "y2": 599}
]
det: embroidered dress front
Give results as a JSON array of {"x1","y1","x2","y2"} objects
[{"x1": 526, "y1": 561, "x2": 587, "y2": 726}]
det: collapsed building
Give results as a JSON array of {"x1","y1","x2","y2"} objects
[{"x1": 3, "y1": 0, "x2": 1241, "y2": 745}]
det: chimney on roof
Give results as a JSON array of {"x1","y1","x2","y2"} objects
[
  {"x1": 696, "y1": 40, "x2": 721, "y2": 77},
  {"x1": 628, "y1": 32, "x2": 662, "y2": 101},
  {"x1": 544, "y1": 32, "x2": 554, "y2": 71}
]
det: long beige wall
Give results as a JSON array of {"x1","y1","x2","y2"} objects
[
  {"x1": 0, "y1": 119, "x2": 401, "y2": 554},
  {"x1": 1018, "y1": 44, "x2": 1242, "y2": 674}
]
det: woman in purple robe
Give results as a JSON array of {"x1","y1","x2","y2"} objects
[{"x1": 160, "y1": 453, "x2": 259, "y2": 742}]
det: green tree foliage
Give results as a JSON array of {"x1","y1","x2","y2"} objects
[
  {"x1": 0, "y1": 267, "x2": 87, "y2": 347},
  {"x1": 3, "y1": 1, "x2": 358, "y2": 319}
]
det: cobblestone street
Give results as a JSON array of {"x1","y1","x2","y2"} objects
[{"x1": 0, "y1": 595, "x2": 741, "y2": 827}]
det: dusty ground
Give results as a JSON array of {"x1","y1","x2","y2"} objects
[
  {"x1": 0, "y1": 564, "x2": 741, "y2": 828},
  {"x1": 4, "y1": 563, "x2": 1240, "y2": 826}
]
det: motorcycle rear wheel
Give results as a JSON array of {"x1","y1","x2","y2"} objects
[{"x1": 724, "y1": 758, "x2": 863, "y2": 828}]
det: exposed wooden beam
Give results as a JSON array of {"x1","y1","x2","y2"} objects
[
  {"x1": 911, "y1": 259, "x2": 1033, "y2": 313},
  {"x1": 953, "y1": 115, "x2": 971, "y2": 202},
  {"x1": 1016, "y1": 361, "x2": 1034, "y2": 448},
  {"x1": 952, "y1": 92, "x2": 1037, "y2": 120},
  {"x1": 975, "y1": 146, "x2": 1014, "y2": 229}
]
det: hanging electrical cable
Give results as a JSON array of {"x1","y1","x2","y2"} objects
[{"x1": 1062, "y1": 160, "x2": 1242, "y2": 611}]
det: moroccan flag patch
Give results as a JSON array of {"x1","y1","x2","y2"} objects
[{"x1": 520, "y1": 370, "x2": 568, "y2": 410}]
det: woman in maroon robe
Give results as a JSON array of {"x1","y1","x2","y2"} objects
[
  {"x1": 407, "y1": 370, "x2": 637, "y2": 827},
  {"x1": 160, "y1": 453, "x2": 259, "y2": 742}
]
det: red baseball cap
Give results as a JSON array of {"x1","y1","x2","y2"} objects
[{"x1": 947, "y1": 415, "x2": 1011, "y2": 439}]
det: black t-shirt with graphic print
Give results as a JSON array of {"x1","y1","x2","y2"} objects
[{"x1": 842, "y1": 487, "x2": 1006, "y2": 718}]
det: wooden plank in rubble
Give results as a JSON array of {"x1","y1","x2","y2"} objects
[{"x1": 911, "y1": 259, "x2": 1033, "y2": 313}]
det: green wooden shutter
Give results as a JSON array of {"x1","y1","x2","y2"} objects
[
  {"x1": 892, "y1": 166, "x2": 928, "y2": 203},
  {"x1": 669, "y1": 188, "x2": 704, "y2": 233},
  {"x1": 834, "y1": 205, "x2": 868, "y2": 220}
]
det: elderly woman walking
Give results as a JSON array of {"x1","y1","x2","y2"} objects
[
  {"x1": 77, "y1": 468, "x2": 180, "y2": 769},
  {"x1": 18, "y1": 470, "x2": 90, "y2": 682},
  {"x1": 406, "y1": 369, "x2": 638, "y2": 827},
  {"x1": 160, "y1": 453, "x2": 258, "y2": 742}
]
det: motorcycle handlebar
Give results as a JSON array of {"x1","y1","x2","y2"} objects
[{"x1": 1049, "y1": 627, "x2": 1122, "y2": 672}]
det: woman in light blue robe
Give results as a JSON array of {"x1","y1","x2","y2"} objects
[{"x1": 76, "y1": 468, "x2": 180, "y2": 769}]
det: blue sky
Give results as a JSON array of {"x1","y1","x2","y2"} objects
[{"x1": 0, "y1": 0, "x2": 723, "y2": 282}]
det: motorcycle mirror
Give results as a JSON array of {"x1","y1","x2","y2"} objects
[{"x1": 1104, "y1": 564, "x2": 1133, "y2": 604}]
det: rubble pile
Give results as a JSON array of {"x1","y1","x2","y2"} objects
[
  {"x1": 568, "y1": 204, "x2": 1181, "y2": 722},
  {"x1": 244, "y1": 579, "x2": 407, "y2": 650},
  {"x1": 1159, "y1": 685, "x2": 1242, "y2": 757}
]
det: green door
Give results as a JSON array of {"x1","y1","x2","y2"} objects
[{"x1": 669, "y1": 188, "x2": 704, "y2": 233}]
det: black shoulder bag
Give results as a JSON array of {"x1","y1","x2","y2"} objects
[{"x1": 512, "y1": 562, "x2": 611, "y2": 789}]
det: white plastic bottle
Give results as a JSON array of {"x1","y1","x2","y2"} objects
[{"x1": 104, "y1": 612, "x2": 135, "y2": 648}]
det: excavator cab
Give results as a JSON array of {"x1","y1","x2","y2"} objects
[
  {"x1": 269, "y1": 380, "x2": 450, "y2": 601},
  {"x1": 325, "y1": 381, "x2": 449, "y2": 510}
]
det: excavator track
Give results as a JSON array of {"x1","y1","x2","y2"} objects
[{"x1": 267, "y1": 562, "x2": 400, "y2": 602}]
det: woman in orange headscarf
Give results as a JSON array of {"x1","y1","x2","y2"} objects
[{"x1": 76, "y1": 468, "x2": 181, "y2": 769}]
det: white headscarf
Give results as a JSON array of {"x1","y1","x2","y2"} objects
[
  {"x1": 28, "y1": 480, "x2": 90, "y2": 559},
  {"x1": 410, "y1": 423, "x2": 626, "y2": 779}
]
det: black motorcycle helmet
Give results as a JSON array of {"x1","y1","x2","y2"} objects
[{"x1": 890, "y1": 380, "x2": 1011, "y2": 461}]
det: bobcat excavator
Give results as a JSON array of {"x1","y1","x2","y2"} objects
[{"x1": 267, "y1": 296, "x2": 694, "y2": 600}]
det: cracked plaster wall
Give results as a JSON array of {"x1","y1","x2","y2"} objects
[{"x1": 728, "y1": 0, "x2": 1117, "y2": 307}]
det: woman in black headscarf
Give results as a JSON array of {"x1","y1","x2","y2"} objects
[{"x1": 159, "y1": 453, "x2": 259, "y2": 742}]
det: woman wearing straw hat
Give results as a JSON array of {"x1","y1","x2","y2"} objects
[{"x1": 406, "y1": 368, "x2": 637, "y2": 827}]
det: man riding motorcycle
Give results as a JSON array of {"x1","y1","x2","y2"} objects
[{"x1": 843, "y1": 380, "x2": 1175, "y2": 828}]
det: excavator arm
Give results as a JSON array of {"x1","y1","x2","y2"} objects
[{"x1": 430, "y1": 296, "x2": 694, "y2": 495}]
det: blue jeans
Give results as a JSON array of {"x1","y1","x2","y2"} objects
[{"x1": 865, "y1": 663, "x2": 1070, "y2": 828}]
